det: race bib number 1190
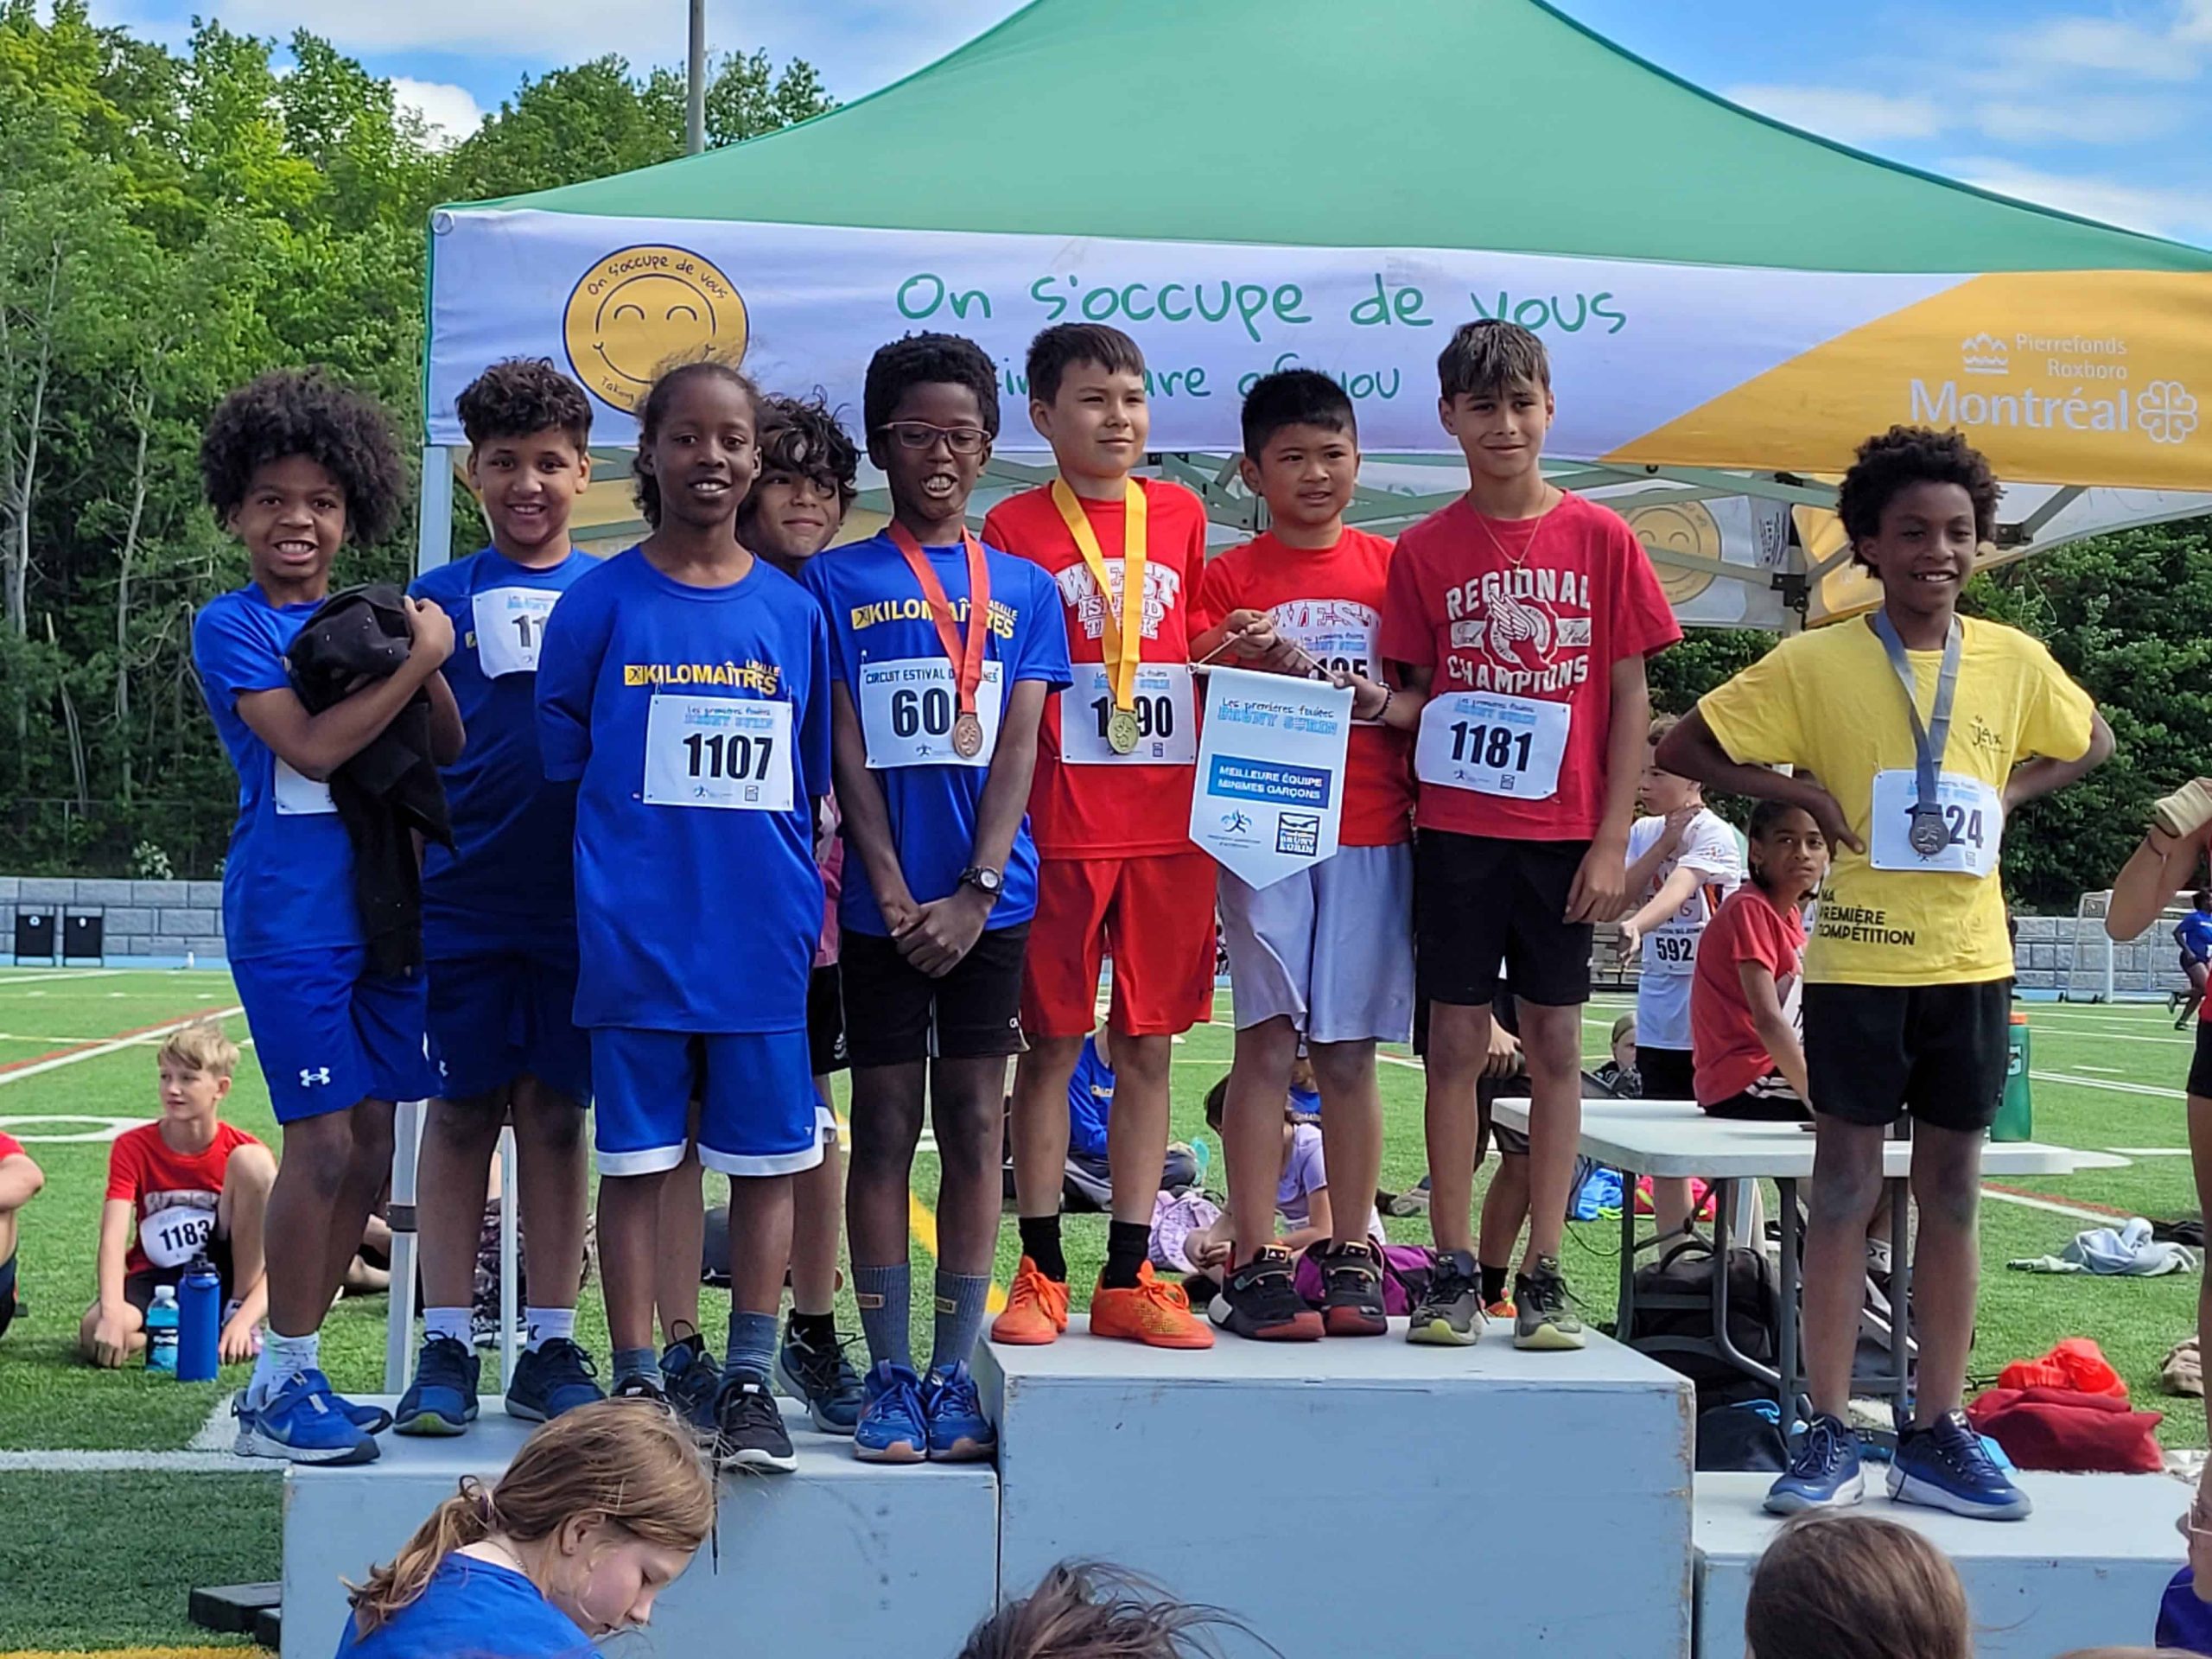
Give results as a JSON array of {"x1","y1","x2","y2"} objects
[
  {"x1": 1060, "y1": 664, "x2": 1198, "y2": 766},
  {"x1": 642, "y1": 695, "x2": 795, "y2": 812}
]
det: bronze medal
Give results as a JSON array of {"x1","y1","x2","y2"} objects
[
  {"x1": 1107, "y1": 706, "x2": 1142, "y2": 754},
  {"x1": 952, "y1": 710, "x2": 985, "y2": 759}
]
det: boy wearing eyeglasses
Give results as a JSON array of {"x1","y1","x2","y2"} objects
[
  {"x1": 800, "y1": 334, "x2": 1069, "y2": 1460},
  {"x1": 982, "y1": 324, "x2": 1218, "y2": 1351}
]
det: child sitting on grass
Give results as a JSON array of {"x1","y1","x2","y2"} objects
[{"x1": 80, "y1": 1022, "x2": 274, "y2": 1368}]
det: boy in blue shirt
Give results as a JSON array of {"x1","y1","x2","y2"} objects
[
  {"x1": 536, "y1": 360, "x2": 832, "y2": 1475},
  {"x1": 2177, "y1": 889, "x2": 2212, "y2": 1029},
  {"x1": 802, "y1": 334, "x2": 1071, "y2": 1462},
  {"x1": 396, "y1": 360, "x2": 602, "y2": 1436},
  {"x1": 193, "y1": 370, "x2": 460, "y2": 1463}
]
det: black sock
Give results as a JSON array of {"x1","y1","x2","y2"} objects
[
  {"x1": 1480, "y1": 1263, "x2": 1509, "y2": 1305},
  {"x1": 1019, "y1": 1215, "x2": 1068, "y2": 1283},
  {"x1": 1102, "y1": 1220, "x2": 1150, "y2": 1291},
  {"x1": 789, "y1": 1309, "x2": 836, "y2": 1347}
]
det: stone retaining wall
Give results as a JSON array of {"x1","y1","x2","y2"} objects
[{"x1": 0, "y1": 876, "x2": 226, "y2": 963}]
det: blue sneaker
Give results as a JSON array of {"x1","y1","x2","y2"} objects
[
  {"x1": 853, "y1": 1361, "x2": 928, "y2": 1465},
  {"x1": 393, "y1": 1335, "x2": 479, "y2": 1436},
  {"x1": 776, "y1": 1319, "x2": 864, "y2": 1434},
  {"x1": 1889, "y1": 1410, "x2": 2032, "y2": 1521},
  {"x1": 923, "y1": 1362, "x2": 995, "y2": 1462},
  {"x1": 1764, "y1": 1413, "x2": 1864, "y2": 1514},
  {"x1": 661, "y1": 1333, "x2": 721, "y2": 1434},
  {"x1": 506, "y1": 1338, "x2": 605, "y2": 1424},
  {"x1": 235, "y1": 1369, "x2": 380, "y2": 1465}
]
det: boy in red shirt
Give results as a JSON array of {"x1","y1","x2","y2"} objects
[
  {"x1": 1186, "y1": 369, "x2": 1414, "y2": 1340},
  {"x1": 1377, "y1": 319, "x2": 1680, "y2": 1348},
  {"x1": 983, "y1": 323, "x2": 1214, "y2": 1350},
  {"x1": 0, "y1": 1128, "x2": 41, "y2": 1343},
  {"x1": 79, "y1": 1021, "x2": 275, "y2": 1367}
]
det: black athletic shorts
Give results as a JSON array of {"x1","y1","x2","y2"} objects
[
  {"x1": 1414, "y1": 830, "x2": 1592, "y2": 1008},
  {"x1": 839, "y1": 923, "x2": 1030, "y2": 1069},
  {"x1": 1637, "y1": 1046, "x2": 1695, "y2": 1103},
  {"x1": 808, "y1": 963, "x2": 849, "y2": 1077},
  {"x1": 1703, "y1": 1072, "x2": 1810, "y2": 1122},
  {"x1": 123, "y1": 1234, "x2": 237, "y2": 1315},
  {"x1": 2189, "y1": 1018, "x2": 2212, "y2": 1099},
  {"x1": 1802, "y1": 980, "x2": 2012, "y2": 1133},
  {"x1": 0, "y1": 1253, "x2": 16, "y2": 1342}
]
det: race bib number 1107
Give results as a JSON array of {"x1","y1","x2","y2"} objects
[{"x1": 642, "y1": 694, "x2": 795, "y2": 812}]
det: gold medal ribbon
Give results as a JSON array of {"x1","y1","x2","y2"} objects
[{"x1": 1051, "y1": 479, "x2": 1147, "y2": 713}]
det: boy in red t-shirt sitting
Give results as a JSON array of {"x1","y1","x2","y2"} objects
[
  {"x1": 79, "y1": 1021, "x2": 275, "y2": 1367},
  {"x1": 1376, "y1": 319, "x2": 1681, "y2": 1348},
  {"x1": 1691, "y1": 800, "x2": 1828, "y2": 1119},
  {"x1": 0, "y1": 1128, "x2": 42, "y2": 1342}
]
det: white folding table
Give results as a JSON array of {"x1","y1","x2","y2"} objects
[{"x1": 1490, "y1": 1097, "x2": 2078, "y2": 1415}]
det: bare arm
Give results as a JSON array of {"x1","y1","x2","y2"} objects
[
  {"x1": 1738, "y1": 960, "x2": 1811, "y2": 1103},
  {"x1": 1277, "y1": 1185, "x2": 1332, "y2": 1255},
  {"x1": 88, "y1": 1198, "x2": 137, "y2": 1366},
  {"x1": 237, "y1": 597, "x2": 455, "y2": 780},
  {"x1": 2108, "y1": 810, "x2": 2212, "y2": 938},
  {"x1": 1622, "y1": 865, "x2": 1701, "y2": 951},
  {"x1": 1657, "y1": 708, "x2": 1866, "y2": 855},
  {"x1": 0, "y1": 1150, "x2": 42, "y2": 1213},
  {"x1": 1567, "y1": 656, "x2": 1650, "y2": 923},
  {"x1": 2005, "y1": 709, "x2": 2113, "y2": 815},
  {"x1": 826, "y1": 682, "x2": 918, "y2": 935},
  {"x1": 904, "y1": 680, "x2": 1052, "y2": 978},
  {"x1": 424, "y1": 671, "x2": 464, "y2": 767}
]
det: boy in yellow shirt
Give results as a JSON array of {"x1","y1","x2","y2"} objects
[{"x1": 1661, "y1": 426, "x2": 2110, "y2": 1521}]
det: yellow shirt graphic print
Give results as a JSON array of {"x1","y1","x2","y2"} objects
[{"x1": 1698, "y1": 617, "x2": 2094, "y2": 987}]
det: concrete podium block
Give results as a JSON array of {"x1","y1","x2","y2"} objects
[
  {"x1": 283, "y1": 1399, "x2": 998, "y2": 1659},
  {"x1": 977, "y1": 1319, "x2": 1695, "y2": 1659},
  {"x1": 1694, "y1": 1471, "x2": 2187, "y2": 1659}
]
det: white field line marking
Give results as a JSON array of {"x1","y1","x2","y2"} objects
[
  {"x1": 0, "y1": 1007, "x2": 244, "y2": 1087},
  {"x1": 2031, "y1": 1070, "x2": 2187, "y2": 1101},
  {"x1": 2109, "y1": 1147, "x2": 2195, "y2": 1156},
  {"x1": 1980, "y1": 1187, "x2": 2120, "y2": 1224},
  {"x1": 0, "y1": 1450, "x2": 254, "y2": 1472},
  {"x1": 0, "y1": 969, "x2": 122, "y2": 986}
]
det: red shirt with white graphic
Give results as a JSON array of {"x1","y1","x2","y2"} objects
[
  {"x1": 982, "y1": 478, "x2": 1208, "y2": 860},
  {"x1": 105, "y1": 1120, "x2": 259, "y2": 1276},
  {"x1": 1378, "y1": 490, "x2": 1680, "y2": 841},
  {"x1": 1190, "y1": 528, "x2": 1414, "y2": 848}
]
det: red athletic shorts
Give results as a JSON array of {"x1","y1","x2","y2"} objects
[{"x1": 1020, "y1": 852, "x2": 1217, "y2": 1039}]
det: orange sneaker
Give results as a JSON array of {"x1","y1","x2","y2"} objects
[
  {"x1": 1089, "y1": 1262, "x2": 1216, "y2": 1350},
  {"x1": 989, "y1": 1257, "x2": 1070, "y2": 1346}
]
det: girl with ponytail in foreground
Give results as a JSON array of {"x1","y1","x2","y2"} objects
[{"x1": 339, "y1": 1401, "x2": 715, "y2": 1659}]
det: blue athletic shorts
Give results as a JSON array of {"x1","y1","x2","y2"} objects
[
  {"x1": 426, "y1": 944, "x2": 591, "y2": 1105},
  {"x1": 591, "y1": 1027, "x2": 823, "y2": 1179},
  {"x1": 231, "y1": 947, "x2": 435, "y2": 1124}
]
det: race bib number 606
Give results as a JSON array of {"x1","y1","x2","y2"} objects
[{"x1": 642, "y1": 694, "x2": 795, "y2": 811}]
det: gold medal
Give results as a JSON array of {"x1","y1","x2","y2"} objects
[
  {"x1": 1107, "y1": 706, "x2": 1141, "y2": 754},
  {"x1": 952, "y1": 711, "x2": 985, "y2": 760}
]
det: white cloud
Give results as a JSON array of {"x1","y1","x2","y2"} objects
[
  {"x1": 1993, "y1": 14, "x2": 2200, "y2": 80},
  {"x1": 1948, "y1": 155, "x2": 2212, "y2": 238},
  {"x1": 391, "y1": 77, "x2": 484, "y2": 141},
  {"x1": 1724, "y1": 83, "x2": 1944, "y2": 142},
  {"x1": 1971, "y1": 93, "x2": 2189, "y2": 146}
]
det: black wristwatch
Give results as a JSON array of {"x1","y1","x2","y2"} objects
[{"x1": 957, "y1": 865, "x2": 1004, "y2": 901}]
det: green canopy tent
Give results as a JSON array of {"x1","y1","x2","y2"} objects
[{"x1": 421, "y1": 0, "x2": 2212, "y2": 628}]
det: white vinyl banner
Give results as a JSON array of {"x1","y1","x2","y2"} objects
[
  {"x1": 1188, "y1": 666, "x2": 1351, "y2": 891},
  {"x1": 424, "y1": 211, "x2": 1959, "y2": 455}
]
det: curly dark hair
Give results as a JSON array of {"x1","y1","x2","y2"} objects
[
  {"x1": 200, "y1": 369, "x2": 408, "y2": 544},
  {"x1": 456, "y1": 358, "x2": 592, "y2": 451},
  {"x1": 747, "y1": 392, "x2": 860, "y2": 516},
  {"x1": 631, "y1": 359, "x2": 760, "y2": 528},
  {"x1": 1836, "y1": 425, "x2": 2000, "y2": 565},
  {"x1": 862, "y1": 333, "x2": 1001, "y2": 442}
]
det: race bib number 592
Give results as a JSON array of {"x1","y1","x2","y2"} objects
[{"x1": 641, "y1": 694, "x2": 795, "y2": 811}]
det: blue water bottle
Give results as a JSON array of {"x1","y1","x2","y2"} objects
[
  {"x1": 179, "y1": 1255, "x2": 221, "y2": 1382},
  {"x1": 145, "y1": 1284, "x2": 181, "y2": 1376}
]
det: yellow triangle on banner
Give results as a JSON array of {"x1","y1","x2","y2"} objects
[{"x1": 1609, "y1": 270, "x2": 2212, "y2": 492}]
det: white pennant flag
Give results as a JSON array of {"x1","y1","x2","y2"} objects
[{"x1": 1189, "y1": 665, "x2": 1351, "y2": 890}]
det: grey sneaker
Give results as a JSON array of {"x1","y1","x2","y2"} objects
[
  {"x1": 1514, "y1": 1255, "x2": 1586, "y2": 1351},
  {"x1": 1406, "y1": 1248, "x2": 1483, "y2": 1346}
]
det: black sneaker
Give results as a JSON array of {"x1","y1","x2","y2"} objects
[
  {"x1": 505, "y1": 1338, "x2": 605, "y2": 1423},
  {"x1": 1514, "y1": 1255, "x2": 1586, "y2": 1351},
  {"x1": 661, "y1": 1331, "x2": 721, "y2": 1433},
  {"x1": 1207, "y1": 1246, "x2": 1322, "y2": 1340},
  {"x1": 715, "y1": 1370, "x2": 798, "y2": 1473},
  {"x1": 776, "y1": 1319, "x2": 864, "y2": 1435},
  {"x1": 1319, "y1": 1242, "x2": 1388, "y2": 1338},
  {"x1": 393, "y1": 1334, "x2": 479, "y2": 1436},
  {"x1": 611, "y1": 1370, "x2": 667, "y2": 1404},
  {"x1": 1407, "y1": 1248, "x2": 1483, "y2": 1346}
]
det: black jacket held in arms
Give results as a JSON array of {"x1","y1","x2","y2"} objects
[{"x1": 284, "y1": 583, "x2": 452, "y2": 976}]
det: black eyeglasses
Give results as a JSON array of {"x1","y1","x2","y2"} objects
[{"x1": 877, "y1": 421, "x2": 989, "y2": 456}]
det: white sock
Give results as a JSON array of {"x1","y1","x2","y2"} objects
[
  {"x1": 249, "y1": 1329, "x2": 319, "y2": 1408},
  {"x1": 424, "y1": 1306, "x2": 473, "y2": 1346},
  {"x1": 525, "y1": 1306, "x2": 575, "y2": 1352}
]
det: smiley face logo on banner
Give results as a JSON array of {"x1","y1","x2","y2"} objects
[
  {"x1": 1624, "y1": 499, "x2": 1721, "y2": 606},
  {"x1": 564, "y1": 245, "x2": 748, "y2": 414}
]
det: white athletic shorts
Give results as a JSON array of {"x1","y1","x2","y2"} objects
[{"x1": 1217, "y1": 842, "x2": 1415, "y2": 1046}]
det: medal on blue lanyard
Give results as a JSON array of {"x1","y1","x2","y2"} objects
[{"x1": 1870, "y1": 612, "x2": 1962, "y2": 860}]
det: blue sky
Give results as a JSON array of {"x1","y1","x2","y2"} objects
[{"x1": 87, "y1": 0, "x2": 2212, "y2": 246}]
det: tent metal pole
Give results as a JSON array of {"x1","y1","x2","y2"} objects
[
  {"x1": 687, "y1": 1, "x2": 708, "y2": 155},
  {"x1": 416, "y1": 446, "x2": 454, "y2": 577}
]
